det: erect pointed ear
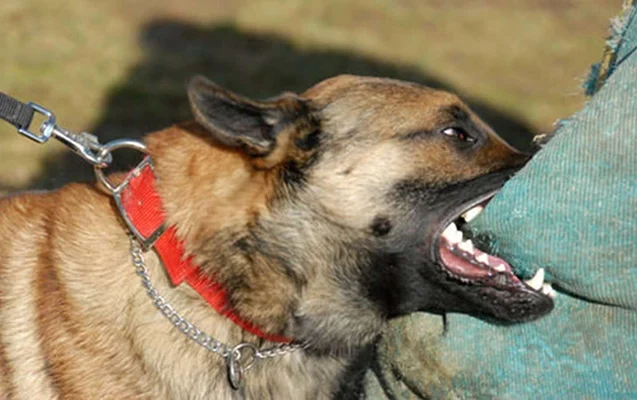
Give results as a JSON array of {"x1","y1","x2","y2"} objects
[{"x1": 187, "y1": 75, "x2": 306, "y2": 159}]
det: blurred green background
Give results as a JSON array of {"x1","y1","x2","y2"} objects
[{"x1": 0, "y1": 0, "x2": 620, "y2": 194}]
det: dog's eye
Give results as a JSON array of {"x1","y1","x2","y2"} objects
[{"x1": 441, "y1": 127, "x2": 475, "y2": 143}]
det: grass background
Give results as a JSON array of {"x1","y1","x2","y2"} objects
[{"x1": 0, "y1": 0, "x2": 621, "y2": 194}]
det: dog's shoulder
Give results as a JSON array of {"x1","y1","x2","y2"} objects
[
  {"x1": 0, "y1": 189, "x2": 52, "y2": 242},
  {"x1": 0, "y1": 183, "x2": 114, "y2": 250}
]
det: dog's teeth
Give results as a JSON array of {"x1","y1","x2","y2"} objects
[
  {"x1": 476, "y1": 254, "x2": 489, "y2": 265},
  {"x1": 457, "y1": 240, "x2": 474, "y2": 254},
  {"x1": 453, "y1": 230, "x2": 463, "y2": 244},
  {"x1": 462, "y1": 206, "x2": 484, "y2": 223},
  {"x1": 442, "y1": 223, "x2": 463, "y2": 244},
  {"x1": 541, "y1": 283, "x2": 557, "y2": 299},
  {"x1": 494, "y1": 263, "x2": 507, "y2": 272},
  {"x1": 525, "y1": 268, "x2": 545, "y2": 291},
  {"x1": 442, "y1": 223, "x2": 458, "y2": 241}
]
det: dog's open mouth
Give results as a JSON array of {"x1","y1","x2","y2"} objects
[
  {"x1": 433, "y1": 195, "x2": 555, "y2": 322},
  {"x1": 439, "y1": 204, "x2": 555, "y2": 298}
]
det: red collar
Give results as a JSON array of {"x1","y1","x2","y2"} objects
[{"x1": 114, "y1": 157, "x2": 292, "y2": 344}]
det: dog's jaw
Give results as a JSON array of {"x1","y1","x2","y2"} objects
[{"x1": 386, "y1": 190, "x2": 552, "y2": 326}]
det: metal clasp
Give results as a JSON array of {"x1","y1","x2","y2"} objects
[
  {"x1": 55, "y1": 127, "x2": 112, "y2": 167},
  {"x1": 17, "y1": 102, "x2": 112, "y2": 167}
]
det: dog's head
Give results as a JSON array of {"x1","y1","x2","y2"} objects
[{"x1": 186, "y1": 75, "x2": 553, "y2": 353}]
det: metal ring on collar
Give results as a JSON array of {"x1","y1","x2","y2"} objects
[
  {"x1": 231, "y1": 343, "x2": 258, "y2": 371},
  {"x1": 94, "y1": 139, "x2": 148, "y2": 193},
  {"x1": 227, "y1": 343, "x2": 258, "y2": 390}
]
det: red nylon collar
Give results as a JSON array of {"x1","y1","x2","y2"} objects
[{"x1": 115, "y1": 157, "x2": 292, "y2": 344}]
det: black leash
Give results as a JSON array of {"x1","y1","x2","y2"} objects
[
  {"x1": 0, "y1": 92, "x2": 58, "y2": 145},
  {"x1": 0, "y1": 92, "x2": 37, "y2": 133}
]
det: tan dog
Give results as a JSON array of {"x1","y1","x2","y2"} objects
[{"x1": 0, "y1": 75, "x2": 553, "y2": 399}]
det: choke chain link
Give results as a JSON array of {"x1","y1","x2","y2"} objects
[{"x1": 129, "y1": 236, "x2": 303, "y2": 389}]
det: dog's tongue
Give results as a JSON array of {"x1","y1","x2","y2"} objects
[{"x1": 439, "y1": 236, "x2": 512, "y2": 279}]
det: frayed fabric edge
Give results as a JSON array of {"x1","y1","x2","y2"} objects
[{"x1": 585, "y1": 0, "x2": 636, "y2": 95}]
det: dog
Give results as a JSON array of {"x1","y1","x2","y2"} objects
[{"x1": 0, "y1": 75, "x2": 553, "y2": 399}]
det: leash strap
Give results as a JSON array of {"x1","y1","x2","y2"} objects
[{"x1": 0, "y1": 93, "x2": 34, "y2": 130}]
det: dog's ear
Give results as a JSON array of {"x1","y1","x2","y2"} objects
[{"x1": 188, "y1": 75, "x2": 306, "y2": 160}]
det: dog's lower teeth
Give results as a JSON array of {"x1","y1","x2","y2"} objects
[
  {"x1": 475, "y1": 253, "x2": 489, "y2": 265},
  {"x1": 525, "y1": 268, "x2": 545, "y2": 291},
  {"x1": 457, "y1": 239, "x2": 474, "y2": 254},
  {"x1": 494, "y1": 264, "x2": 506, "y2": 272}
]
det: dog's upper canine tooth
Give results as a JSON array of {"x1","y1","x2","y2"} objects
[
  {"x1": 525, "y1": 268, "x2": 545, "y2": 291},
  {"x1": 442, "y1": 223, "x2": 462, "y2": 244},
  {"x1": 457, "y1": 240, "x2": 474, "y2": 254},
  {"x1": 476, "y1": 253, "x2": 489, "y2": 265},
  {"x1": 462, "y1": 206, "x2": 484, "y2": 223}
]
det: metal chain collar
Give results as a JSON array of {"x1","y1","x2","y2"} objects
[{"x1": 129, "y1": 236, "x2": 303, "y2": 389}]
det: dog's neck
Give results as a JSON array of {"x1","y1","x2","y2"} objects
[
  {"x1": 143, "y1": 121, "x2": 297, "y2": 339},
  {"x1": 135, "y1": 123, "x2": 379, "y2": 397}
]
